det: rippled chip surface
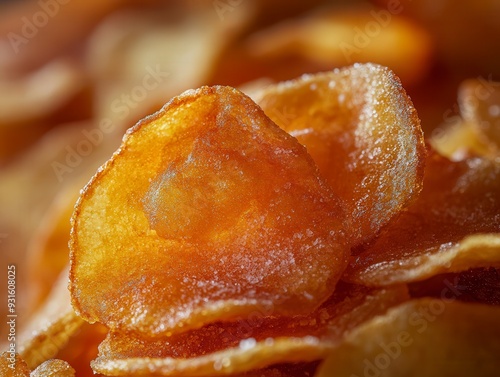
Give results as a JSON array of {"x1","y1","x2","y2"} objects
[
  {"x1": 255, "y1": 63, "x2": 425, "y2": 245},
  {"x1": 344, "y1": 150, "x2": 500, "y2": 286},
  {"x1": 316, "y1": 299, "x2": 500, "y2": 377},
  {"x1": 91, "y1": 284, "x2": 408, "y2": 376},
  {"x1": 70, "y1": 86, "x2": 349, "y2": 336}
]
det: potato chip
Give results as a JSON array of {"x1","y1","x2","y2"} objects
[
  {"x1": 70, "y1": 85, "x2": 350, "y2": 336},
  {"x1": 246, "y1": 6, "x2": 432, "y2": 86},
  {"x1": 31, "y1": 359, "x2": 75, "y2": 377},
  {"x1": 344, "y1": 150, "x2": 500, "y2": 286},
  {"x1": 0, "y1": 353, "x2": 29, "y2": 377},
  {"x1": 93, "y1": 338, "x2": 330, "y2": 377},
  {"x1": 316, "y1": 299, "x2": 500, "y2": 377},
  {"x1": 255, "y1": 63, "x2": 426, "y2": 245},
  {"x1": 95, "y1": 283, "x2": 407, "y2": 357},
  {"x1": 92, "y1": 284, "x2": 407, "y2": 376}
]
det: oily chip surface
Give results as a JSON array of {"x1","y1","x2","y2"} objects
[
  {"x1": 344, "y1": 150, "x2": 500, "y2": 286},
  {"x1": 70, "y1": 85, "x2": 349, "y2": 337},
  {"x1": 255, "y1": 63, "x2": 426, "y2": 245}
]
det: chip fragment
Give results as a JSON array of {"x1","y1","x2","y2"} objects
[
  {"x1": 255, "y1": 63, "x2": 426, "y2": 245},
  {"x1": 344, "y1": 150, "x2": 500, "y2": 286},
  {"x1": 70, "y1": 85, "x2": 350, "y2": 337},
  {"x1": 316, "y1": 299, "x2": 500, "y2": 377}
]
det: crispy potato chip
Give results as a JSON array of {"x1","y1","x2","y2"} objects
[
  {"x1": 93, "y1": 338, "x2": 330, "y2": 377},
  {"x1": 316, "y1": 299, "x2": 500, "y2": 377},
  {"x1": 31, "y1": 359, "x2": 75, "y2": 377},
  {"x1": 246, "y1": 6, "x2": 432, "y2": 85},
  {"x1": 70, "y1": 85, "x2": 350, "y2": 336},
  {"x1": 344, "y1": 150, "x2": 500, "y2": 286},
  {"x1": 91, "y1": 284, "x2": 407, "y2": 376},
  {"x1": 0, "y1": 353, "x2": 29, "y2": 377},
  {"x1": 255, "y1": 64, "x2": 426, "y2": 245}
]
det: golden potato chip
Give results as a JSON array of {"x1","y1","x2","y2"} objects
[
  {"x1": 93, "y1": 338, "x2": 330, "y2": 377},
  {"x1": 344, "y1": 150, "x2": 500, "y2": 286},
  {"x1": 0, "y1": 353, "x2": 29, "y2": 377},
  {"x1": 31, "y1": 359, "x2": 75, "y2": 377},
  {"x1": 246, "y1": 6, "x2": 432, "y2": 85},
  {"x1": 70, "y1": 85, "x2": 350, "y2": 337},
  {"x1": 316, "y1": 299, "x2": 500, "y2": 377},
  {"x1": 91, "y1": 284, "x2": 407, "y2": 376},
  {"x1": 255, "y1": 64, "x2": 426, "y2": 245}
]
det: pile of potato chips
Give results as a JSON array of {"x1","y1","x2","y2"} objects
[{"x1": 1, "y1": 1, "x2": 499, "y2": 376}]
